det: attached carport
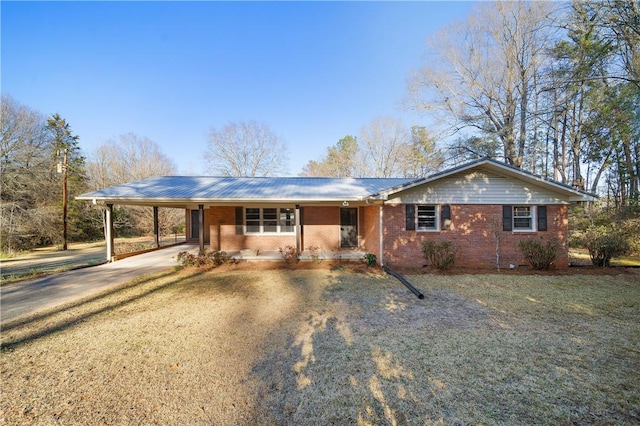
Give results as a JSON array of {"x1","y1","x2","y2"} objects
[{"x1": 76, "y1": 175, "x2": 409, "y2": 264}]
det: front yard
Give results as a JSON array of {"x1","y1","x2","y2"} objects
[{"x1": 1, "y1": 267, "x2": 639, "y2": 424}]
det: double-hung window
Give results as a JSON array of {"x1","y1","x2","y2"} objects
[
  {"x1": 513, "y1": 206, "x2": 534, "y2": 231},
  {"x1": 417, "y1": 205, "x2": 438, "y2": 231},
  {"x1": 503, "y1": 205, "x2": 546, "y2": 232},
  {"x1": 245, "y1": 207, "x2": 295, "y2": 234}
]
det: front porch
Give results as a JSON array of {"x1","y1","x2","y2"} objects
[
  {"x1": 216, "y1": 248, "x2": 367, "y2": 262},
  {"x1": 180, "y1": 244, "x2": 366, "y2": 262}
]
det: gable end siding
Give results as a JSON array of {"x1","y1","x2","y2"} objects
[{"x1": 387, "y1": 171, "x2": 569, "y2": 205}]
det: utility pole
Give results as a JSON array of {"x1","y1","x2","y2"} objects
[
  {"x1": 48, "y1": 113, "x2": 78, "y2": 252},
  {"x1": 57, "y1": 148, "x2": 68, "y2": 250}
]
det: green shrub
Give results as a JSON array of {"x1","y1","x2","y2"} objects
[
  {"x1": 517, "y1": 238, "x2": 560, "y2": 270},
  {"x1": 582, "y1": 226, "x2": 631, "y2": 267},
  {"x1": 279, "y1": 245, "x2": 299, "y2": 264},
  {"x1": 422, "y1": 240, "x2": 457, "y2": 270},
  {"x1": 363, "y1": 253, "x2": 377, "y2": 267},
  {"x1": 621, "y1": 218, "x2": 640, "y2": 255}
]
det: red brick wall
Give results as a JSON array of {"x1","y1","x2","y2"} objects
[
  {"x1": 362, "y1": 206, "x2": 380, "y2": 255},
  {"x1": 302, "y1": 206, "x2": 340, "y2": 251},
  {"x1": 382, "y1": 204, "x2": 568, "y2": 270},
  {"x1": 201, "y1": 206, "x2": 344, "y2": 252}
]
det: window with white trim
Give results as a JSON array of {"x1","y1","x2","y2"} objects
[
  {"x1": 245, "y1": 207, "x2": 295, "y2": 234},
  {"x1": 513, "y1": 206, "x2": 534, "y2": 231},
  {"x1": 417, "y1": 205, "x2": 438, "y2": 231}
]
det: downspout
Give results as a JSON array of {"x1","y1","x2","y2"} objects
[{"x1": 379, "y1": 205, "x2": 384, "y2": 266}]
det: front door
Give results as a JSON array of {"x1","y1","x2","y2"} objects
[
  {"x1": 340, "y1": 208, "x2": 358, "y2": 248},
  {"x1": 190, "y1": 210, "x2": 200, "y2": 239}
]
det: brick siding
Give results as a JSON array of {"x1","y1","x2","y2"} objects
[
  {"x1": 187, "y1": 203, "x2": 569, "y2": 269},
  {"x1": 361, "y1": 206, "x2": 380, "y2": 255},
  {"x1": 301, "y1": 207, "x2": 341, "y2": 252},
  {"x1": 382, "y1": 204, "x2": 568, "y2": 270}
]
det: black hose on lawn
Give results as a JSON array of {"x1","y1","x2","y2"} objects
[{"x1": 383, "y1": 266, "x2": 425, "y2": 299}]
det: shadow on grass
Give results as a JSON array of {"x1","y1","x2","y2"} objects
[
  {"x1": 1, "y1": 269, "x2": 204, "y2": 351},
  {"x1": 248, "y1": 272, "x2": 427, "y2": 425}
]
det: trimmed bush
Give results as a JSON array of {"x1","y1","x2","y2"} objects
[
  {"x1": 582, "y1": 226, "x2": 631, "y2": 267},
  {"x1": 422, "y1": 240, "x2": 457, "y2": 270},
  {"x1": 517, "y1": 238, "x2": 560, "y2": 270},
  {"x1": 306, "y1": 246, "x2": 322, "y2": 262},
  {"x1": 279, "y1": 245, "x2": 299, "y2": 264},
  {"x1": 363, "y1": 253, "x2": 377, "y2": 267},
  {"x1": 177, "y1": 250, "x2": 234, "y2": 268}
]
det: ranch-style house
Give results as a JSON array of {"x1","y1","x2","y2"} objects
[{"x1": 77, "y1": 157, "x2": 596, "y2": 269}]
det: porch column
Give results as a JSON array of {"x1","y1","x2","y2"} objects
[
  {"x1": 105, "y1": 203, "x2": 114, "y2": 262},
  {"x1": 198, "y1": 204, "x2": 205, "y2": 255},
  {"x1": 153, "y1": 206, "x2": 160, "y2": 248},
  {"x1": 295, "y1": 204, "x2": 301, "y2": 254}
]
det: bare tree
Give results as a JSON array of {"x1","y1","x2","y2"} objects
[
  {"x1": 302, "y1": 120, "x2": 441, "y2": 178},
  {"x1": 87, "y1": 133, "x2": 176, "y2": 189},
  {"x1": 1, "y1": 96, "x2": 50, "y2": 250},
  {"x1": 358, "y1": 117, "x2": 413, "y2": 178},
  {"x1": 86, "y1": 133, "x2": 181, "y2": 239},
  {"x1": 408, "y1": 1, "x2": 556, "y2": 168},
  {"x1": 1, "y1": 96, "x2": 97, "y2": 251},
  {"x1": 204, "y1": 121, "x2": 288, "y2": 177}
]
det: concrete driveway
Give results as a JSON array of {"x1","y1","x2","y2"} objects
[{"x1": 1, "y1": 244, "x2": 196, "y2": 323}]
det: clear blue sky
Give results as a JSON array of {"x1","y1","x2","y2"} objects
[{"x1": 2, "y1": 1, "x2": 474, "y2": 176}]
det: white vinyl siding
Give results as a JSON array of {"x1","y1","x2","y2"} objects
[{"x1": 388, "y1": 171, "x2": 569, "y2": 205}]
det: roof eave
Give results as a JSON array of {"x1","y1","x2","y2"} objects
[{"x1": 75, "y1": 195, "x2": 369, "y2": 205}]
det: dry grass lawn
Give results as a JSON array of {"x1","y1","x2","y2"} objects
[{"x1": 1, "y1": 266, "x2": 639, "y2": 425}]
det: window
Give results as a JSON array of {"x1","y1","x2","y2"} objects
[
  {"x1": 244, "y1": 207, "x2": 295, "y2": 234},
  {"x1": 513, "y1": 206, "x2": 534, "y2": 231},
  {"x1": 417, "y1": 205, "x2": 438, "y2": 231},
  {"x1": 280, "y1": 208, "x2": 295, "y2": 232}
]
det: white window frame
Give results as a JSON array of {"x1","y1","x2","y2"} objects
[
  {"x1": 244, "y1": 207, "x2": 296, "y2": 235},
  {"x1": 512, "y1": 206, "x2": 535, "y2": 232},
  {"x1": 416, "y1": 205, "x2": 439, "y2": 232}
]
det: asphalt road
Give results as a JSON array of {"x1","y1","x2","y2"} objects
[{"x1": 0, "y1": 244, "x2": 195, "y2": 323}]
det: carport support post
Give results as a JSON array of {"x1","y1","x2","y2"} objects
[
  {"x1": 106, "y1": 204, "x2": 114, "y2": 262},
  {"x1": 153, "y1": 206, "x2": 160, "y2": 248},
  {"x1": 295, "y1": 204, "x2": 301, "y2": 254},
  {"x1": 198, "y1": 204, "x2": 205, "y2": 255}
]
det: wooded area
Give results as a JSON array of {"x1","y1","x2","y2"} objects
[
  {"x1": 1, "y1": 0, "x2": 638, "y2": 254},
  {"x1": 0, "y1": 98, "x2": 183, "y2": 252},
  {"x1": 407, "y1": 0, "x2": 639, "y2": 206}
]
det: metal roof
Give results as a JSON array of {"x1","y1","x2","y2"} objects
[
  {"x1": 77, "y1": 158, "x2": 597, "y2": 206},
  {"x1": 77, "y1": 176, "x2": 414, "y2": 204}
]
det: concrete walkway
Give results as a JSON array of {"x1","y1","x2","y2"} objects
[{"x1": 1, "y1": 244, "x2": 196, "y2": 324}]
